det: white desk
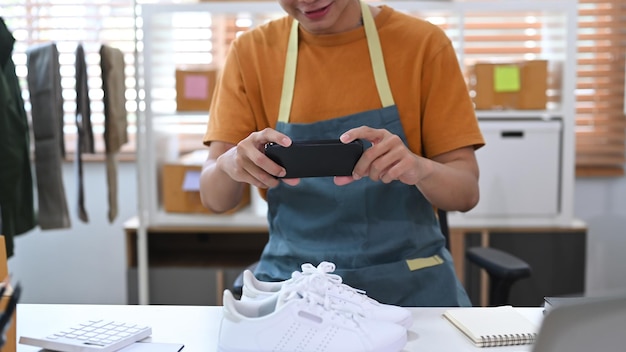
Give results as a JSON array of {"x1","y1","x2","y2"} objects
[{"x1": 15, "y1": 304, "x2": 544, "y2": 352}]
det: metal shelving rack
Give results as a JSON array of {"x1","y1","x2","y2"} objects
[{"x1": 135, "y1": 0, "x2": 578, "y2": 304}]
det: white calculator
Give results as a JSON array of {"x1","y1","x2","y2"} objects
[{"x1": 19, "y1": 319, "x2": 152, "y2": 352}]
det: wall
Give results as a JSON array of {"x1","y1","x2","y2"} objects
[
  {"x1": 8, "y1": 162, "x2": 136, "y2": 304},
  {"x1": 7, "y1": 162, "x2": 626, "y2": 304},
  {"x1": 575, "y1": 177, "x2": 626, "y2": 295}
]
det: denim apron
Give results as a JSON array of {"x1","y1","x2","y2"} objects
[{"x1": 256, "y1": 1, "x2": 471, "y2": 307}]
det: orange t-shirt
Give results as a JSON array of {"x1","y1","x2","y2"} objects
[{"x1": 204, "y1": 5, "x2": 484, "y2": 158}]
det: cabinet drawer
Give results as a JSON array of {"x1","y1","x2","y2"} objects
[{"x1": 468, "y1": 120, "x2": 561, "y2": 218}]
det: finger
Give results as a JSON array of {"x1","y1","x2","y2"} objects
[
  {"x1": 378, "y1": 167, "x2": 397, "y2": 184},
  {"x1": 375, "y1": 146, "x2": 418, "y2": 184},
  {"x1": 254, "y1": 172, "x2": 282, "y2": 189},
  {"x1": 353, "y1": 141, "x2": 385, "y2": 179},
  {"x1": 229, "y1": 142, "x2": 283, "y2": 187},
  {"x1": 340, "y1": 126, "x2": 386, "y2": 145},
  {"x1": 342, "y1": 128, "x2": 392, "y2": 179},
  {"x1": 281, "y1": 178, "x2": 300, "y2": 186},
  {"x1": 334, "y1": 176, "x2": 355, "y2": 186},
  {"x1": 235, "y1": 157, "x2": 281, "y2": 189},
  {"x1": 249, "y1": 147, "x2": 287, "y2": 179},
  {"x1": 257, "y1": 128, "x2": 292, "y2": 148},
  {"x1": 356, "y1": 141, "x2": 404, "y2": 182},
  {"x1": 371, "y1": 145, "x2": 402, "y2": 179}
]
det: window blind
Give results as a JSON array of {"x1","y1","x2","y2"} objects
[
  {"x1": 575, "y1": 0, "x2": 626, "y2": 176},
  {"x1": 0, "y1": 0, "x2": 155, "y2": 157}
]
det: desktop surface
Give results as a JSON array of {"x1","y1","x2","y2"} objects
[{"x1": 16, "y1": 304, "x2": 544, "y2": 352}]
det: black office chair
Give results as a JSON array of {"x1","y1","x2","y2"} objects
[
  {"x1": 436, "y1": 209, "x2": 532, "y2": 306},
  {"x1": 232, "y1": 209, "x2": 531, "y2": 306}
]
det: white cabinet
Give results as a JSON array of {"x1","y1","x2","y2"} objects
[{"x1": 470, "y1": 120, "x2": 561, "y2": 218}]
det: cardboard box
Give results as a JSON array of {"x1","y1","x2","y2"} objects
[
  {"x1": 175, "y1": 67, "x2": 219, "y2": 111},
  {"x1": 470, "y1": 60, "x2": 547, "y2": 110},
  {"x1": 0, "y1": 288, "x2": 16, "y2": 352},
  {"x1": 161, "y1": 152, "x2": 250, "y2": 214}
]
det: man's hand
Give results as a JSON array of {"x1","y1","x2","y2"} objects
[
  {"x1": 335, "y1": 126, "x2": 426, "y2": 186},
  {"x1": 213, "y1": 128, "x2": 300, "y2": 189},
  {"x1": 335, "y1": 126, "x2": 480, "y2": 212}
]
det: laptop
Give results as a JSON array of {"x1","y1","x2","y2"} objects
[{"x1": 532, "y1": 293, "x2": 626, "y2": 352}]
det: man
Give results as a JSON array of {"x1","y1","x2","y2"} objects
[{"x1": 200, "y1": 0, "x2": 484, "y2": 307}]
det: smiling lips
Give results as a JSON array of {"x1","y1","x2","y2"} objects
[{"x1": 303, "y1": 4, "x2": 331, "y2": 20}]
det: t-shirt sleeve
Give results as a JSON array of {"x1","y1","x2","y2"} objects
[
  {"x1": 419, "y1": 42, "x2": 485, "y2": 158},
  {"x1": 203, "y1": 42, "x2": 257, "y2": 147}
]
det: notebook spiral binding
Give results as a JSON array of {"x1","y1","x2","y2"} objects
[{"x1": 479, "y1": 332, "x2": 537, "y2": 347}]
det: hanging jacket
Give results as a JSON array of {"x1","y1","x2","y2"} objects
[
  {"x1": 74, "y1": 43, "x2": 95, "y2": 223},
  {"x1": 26, "y1": 42, "x2": 71, "y2": 230},
  {"x1": 0, "y1": 17, "x2": 37, "y2": 257},
  {"x1": 100, "y1": 45, "x2": 128, "y2": 223}
]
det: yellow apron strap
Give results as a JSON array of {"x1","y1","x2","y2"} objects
[
  {"x1": 361, "y1": 0, "x2": 394, "y2": 108},
  {"x1": 277, "y1": 19, "x2": 299, "y2": 124},
  {"x1": 277, "y1": 1, "x2": 395, "y2": 123},
  {"x1": 406, "y1": 255, "x2": 444, "y2": 271}
]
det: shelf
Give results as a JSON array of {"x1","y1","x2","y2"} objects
[
  {"x1": 448, "y1": 213, "x2": 587, "y2": 229},
  {"x1": 126, "y1": 206, "x2": 267, "y2": 231},
  {"x1": 475, "y1": 110, "x2": 565, "y2": 120},
  {"x1": 135, "y1": 0, "x2": 578, "y2": 305}
]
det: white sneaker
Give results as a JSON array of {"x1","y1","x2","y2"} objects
[
  {"x1": 242, "y1": 261, "x2": 414, "y2": 329},
  {"x1": 218, "y1": 288, "x2": 407, "y2": 352}
]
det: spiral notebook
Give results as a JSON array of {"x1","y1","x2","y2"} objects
[{"x1": 442, "y1": 306, "x2": 539, "y2": 348}]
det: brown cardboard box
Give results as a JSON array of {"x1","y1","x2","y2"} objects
[
  {"x1": 0, "y1": 236, "x2": 15, "y2": 352},
  {"x1": 0, "y1": 290, "x2": 16, "y2": 352},
  {"x1": 161, "y1": 153, "x2": 250, "y2": 214},
  {"x1": 470, "y1": 60, "x2": 547, "y2": 110},
  {"x1": 175, "y1": 67, "x2": 219, "y2": 111}
]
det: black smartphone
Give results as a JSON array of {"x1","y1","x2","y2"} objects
[{"x1": 264, "y1": 139, "x2": 364, "y2": 178}]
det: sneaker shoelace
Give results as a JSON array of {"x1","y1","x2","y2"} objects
[
  {"x1": 289, "y1": 262, "x2": 376, "y2": 311},
  {"x1": 280, "y1": 286, "x2": 360, "y2": 327}
]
